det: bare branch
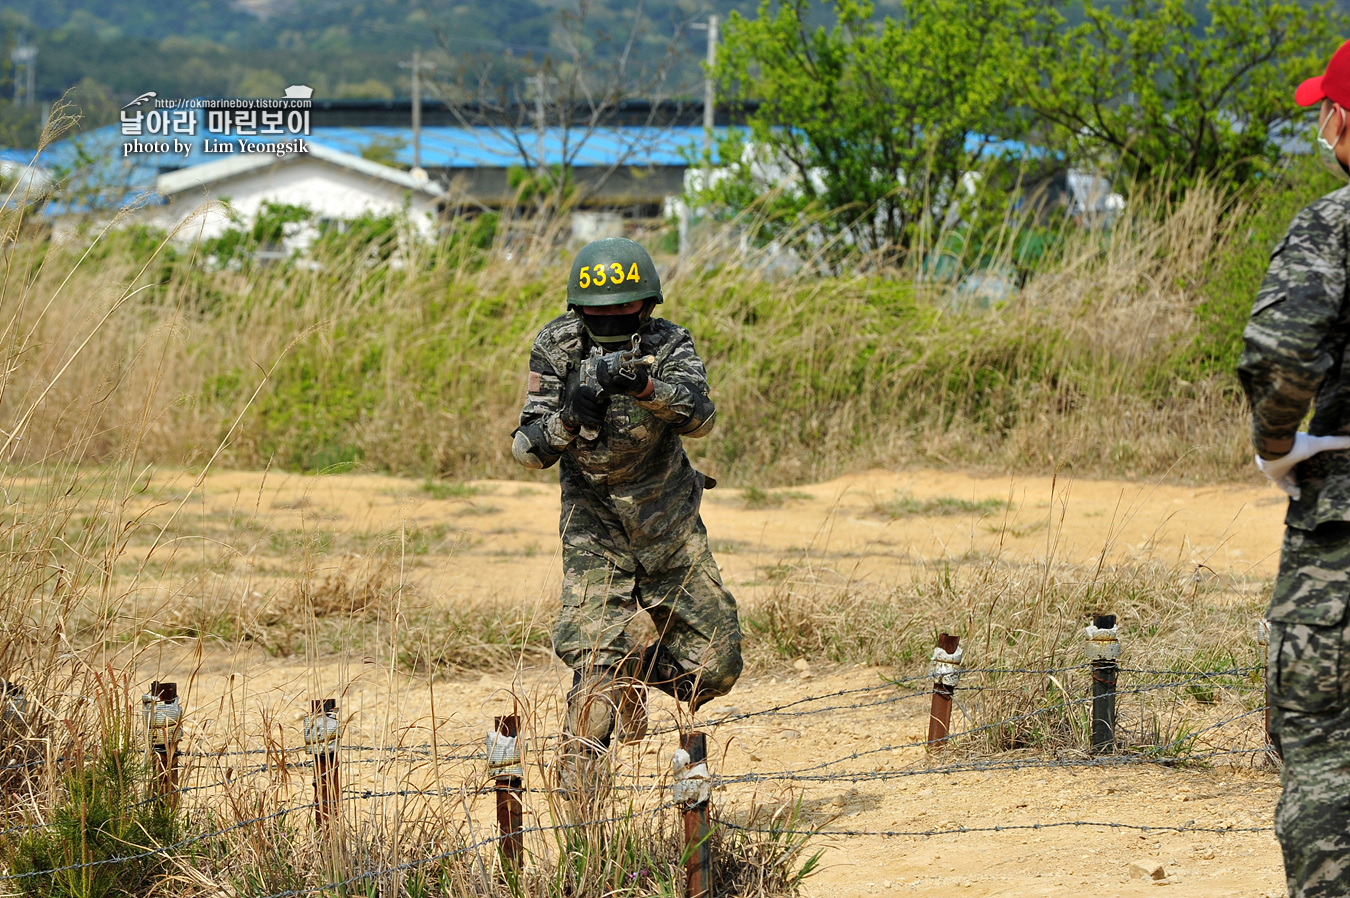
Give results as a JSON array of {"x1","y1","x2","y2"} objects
[{"x1": 434, "y1": 0, "x2": 698, "y2": 215}]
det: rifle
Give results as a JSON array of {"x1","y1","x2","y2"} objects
[{"x1": 577, "y1": 334, "x2": 657, "y2": 441}]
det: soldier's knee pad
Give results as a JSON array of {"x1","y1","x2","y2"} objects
[{"x1": 566, "y1": 670, "x2": 617, "y2": 745}]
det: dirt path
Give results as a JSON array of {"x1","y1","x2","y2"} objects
[
  {"x1": 139, "y1": 467, "x2": 1289, "y2": 898},
  {"x1": 180, "y1": 466, "x2": 1287, "y2": 603}
]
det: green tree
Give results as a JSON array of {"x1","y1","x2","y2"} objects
[
  {"x1": 1026, "y1": 0, "x2": 1345, "y2": 190},
  {"x1": 360, "y1": 134, "x2": 408, "y2": 168},
  {"x1": 707, "y1": 0, "x2": 1041, "y2": 259},
  {"x1": 441, "y1": 0, "x2": 694, "y2": 218},
  {"x1": 10, "y1": 700, "x2": 179, "y2": 898}
]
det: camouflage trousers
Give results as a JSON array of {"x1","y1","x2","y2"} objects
[
  {"x1": 553, "y1": 524, "x2": 742, "y2": 704},
  {"x1": 1268, "y1": 522, "x2": 1350, "y2": 898}
]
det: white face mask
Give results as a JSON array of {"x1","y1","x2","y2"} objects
[{"x1": 1318, "y1": 105, "x2": 1350, "y2": 182}]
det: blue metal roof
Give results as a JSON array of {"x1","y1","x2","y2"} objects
[
  {"x1": 25, "y1": 119, "x2": 721, "y2": 173},
  {"x1": 4, "y1": 110, "x2": 1041, "y2": 215},
  {"x1": 0, "y1": 148, "x2": 36, "y2": 166},
  {"x1": 3, "y1": 111, "x2": 722, "y2": 212},
  {"x1": 8, "y1": 127, "x2": 164, "y2": 214},
  {"x1": 315, "y1": 124, "x2": 722, "y2": 169}
]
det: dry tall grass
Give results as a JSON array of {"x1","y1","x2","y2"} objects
[
  {"x1": 0, "y1": 161, "x2": 1268, "y2": 486},
  {"x1": 0, "y1": 105, "x2": 1288, "y2": 898},
  {"x1": 740, "y1": 471, "x2": 1270, "y2": 758},
  {"x1": 0, "y1": 113, "x2": 824, "y2": 897}
]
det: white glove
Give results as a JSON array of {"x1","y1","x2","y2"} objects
[{"x1": 1255, "y1": 432, "x2": 1350, "y2": 500}]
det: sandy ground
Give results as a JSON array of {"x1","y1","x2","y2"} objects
[
  {"x1": 173, "y1": 465, "x2": 1287, "y2": 602},
  {"x1": 133, "y1": 467, "x2": 1289, "y2": 898}
]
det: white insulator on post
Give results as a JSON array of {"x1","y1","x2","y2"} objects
[
  {"x1": 141, "y1": 693, "x2": 182, "y2": 748},
  {"x1": 1085, "y1": 622, "x2": 1122, "y2": 661},
  {"x1": 303, "y1": 708, "x2": 341, "y2": 755},
  {"x1": 671, "y1": 748, "x2": 711, "y2": 807},
  {"x1": 486, "y1": 729, "x2": 523, "y2": 778},
  {"x1": 929, "y1": 645, "x2": 964, "y2": 687}
]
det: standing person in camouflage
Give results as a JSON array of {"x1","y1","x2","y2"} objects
[
  {"x1": 1239, "y1": 38, "x2": 1350, "y2": 898},
  {"x1": 511, "y1": 237, "x2": 742, "y2": 785}
]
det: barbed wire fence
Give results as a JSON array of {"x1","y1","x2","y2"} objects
[{"x1": 0, "y1": 614, "x2": 1279, "y2": 897}]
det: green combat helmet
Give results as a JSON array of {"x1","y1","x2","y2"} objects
[{"x1": 567, "y1": 237, "x2": 663, "y2": 308}]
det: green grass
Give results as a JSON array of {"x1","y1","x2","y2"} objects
[
  {"x1": 869, "y1": 491, "x2": 1008, "y2": 519},
  {"x1": 418, "y1": 479, "x2": 480, "y2": 500},
  {"x1": 449, "y1": 502, "x2": 502, "y2": 517},
  {"x1": 11, "y1": 713, "x2": 178, "y2": 898},
  {"x1": 265, "y1": 527, "x2": 334, "y2": 555},
  {"x1": 741, "y1": 486, "x2": 812, "y2": 509},
  {"x1": 1161, "y1": 155, "x2": 1337, "y2": 389}
]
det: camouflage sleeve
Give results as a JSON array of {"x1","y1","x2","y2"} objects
[
  {"x1": 1238, "y1": 195, "x2": 1350, "y2": 460},
  {"x1": 635, "y1": 327, "x2": 716, "y2": 437},
  {"x1": 511, "y1": 336, "x2": 575, "y2": 470}
]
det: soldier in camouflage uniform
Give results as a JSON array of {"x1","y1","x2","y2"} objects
[
  {"x1": 511, "y1": 237, "x2": 742, "y2": 775},
  {"x1": 1238, "y1": 39, "x2": 1350, "y2": 898}
]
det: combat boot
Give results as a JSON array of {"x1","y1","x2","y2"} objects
[{"x1": 555, "y1": 736, "x2": 610, "y2": 804}]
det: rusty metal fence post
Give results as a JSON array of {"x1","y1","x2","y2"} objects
[
  {"x1": 0, "y1": 679, "x2": 25, "y2": 818},
  {"x1": 142, "y1": 682, "x2": 182, "y2": 804},
  {"x1": 488, "y1": 714, "x2": 524, "y2": 870},
  {"x1": 0, "y1": 679, "x2": 25, "y2": 732},
  {"x1": 1257, "y1": 617, "x2": 1280, "y2": 760},
  {"x1": 1086, "y1": 614, "x2": 1120, "y2": 754},
  {"x1": 674, "y1": 731, "x2": 712, "y2": 898},
  {"x1": 304, "y1": 698, "x2": 341, "y2": 830},
  {"x1": 927, "y1": 634, "x2": 962, "y2": 749}
]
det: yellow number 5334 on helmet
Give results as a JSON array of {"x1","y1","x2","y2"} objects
[{"x1": 567, "y1": 238, "x2": 663, "y2": 308}]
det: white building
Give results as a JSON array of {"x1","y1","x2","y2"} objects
[
  {"x1": 149, "y1": 143, "x2": 445, "y2": 243},
  {"x1": 0, "y1": 158, "x2": 53, "y2": 208}
]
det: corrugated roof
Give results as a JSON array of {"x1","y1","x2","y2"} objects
[
  {"x1": 3, "y1": 111, "x2": 718, "y2": 212},
  {"x1": 28, "y1": 119, "x2": 718, "y2": 173},
  {"x1": 313, "y1": 124, "x2": 720, "y2": 169}
]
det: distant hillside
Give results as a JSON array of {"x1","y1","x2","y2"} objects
[
  {"x1": 0, "y1": 0, "x2": 801, "y2": 145},
  {"x1": 0, "y1": 1, "x2": 762, "y2": 106},
  {"x1": 0, "y1": 0, "x2": 1335, "y2": 148}
]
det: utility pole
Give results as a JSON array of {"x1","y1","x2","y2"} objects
[
  {"x1": 400, "y1": 51, "x2": 436, "y2": 178},
  {"x1": 691, "y1": 15, "x2": 718, "y2": 161},
  {"x1": 11, "y1": 44, "x2": 36, "y2": 107},
  {"x1": 532, "y1": 72, "x2": 548, "y2": 175},
  {"x1": 704, "y1": 14, "x2": 718, "y2": 159}
]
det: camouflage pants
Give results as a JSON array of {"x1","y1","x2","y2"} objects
[
  {"x1": 553, "y1": 525, "x2": 742, "y2": 703},
  {"x1": 1268, "y1": 522, "x2": 1350, "y2": 898}
]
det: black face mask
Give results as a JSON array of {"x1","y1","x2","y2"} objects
[{"x1": 581, "y1": 309, "x2": 644, "y2": 347}]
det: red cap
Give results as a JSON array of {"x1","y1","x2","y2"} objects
[{"x1": 1297, "y1": 39, "x2": 1350, "y2": 107}]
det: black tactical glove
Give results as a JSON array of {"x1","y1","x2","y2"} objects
[
  {"x1": 560, "y1": 384, "x2": 609, "y2": 434},
  {"x1": 596, "y1": 354, "x2": 651, "y2": 397}
]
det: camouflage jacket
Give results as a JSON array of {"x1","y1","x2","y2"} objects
[
  {"x1": 1239, "y1": 185, "x2": 1350, "y2": 530},
  {"x1": 511, "y1": 312, "x2": 717, "y2": 571}
]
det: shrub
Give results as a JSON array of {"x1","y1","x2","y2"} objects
[{"x1": 10, "y1": 726, "x2": 178, "y2": 898}]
